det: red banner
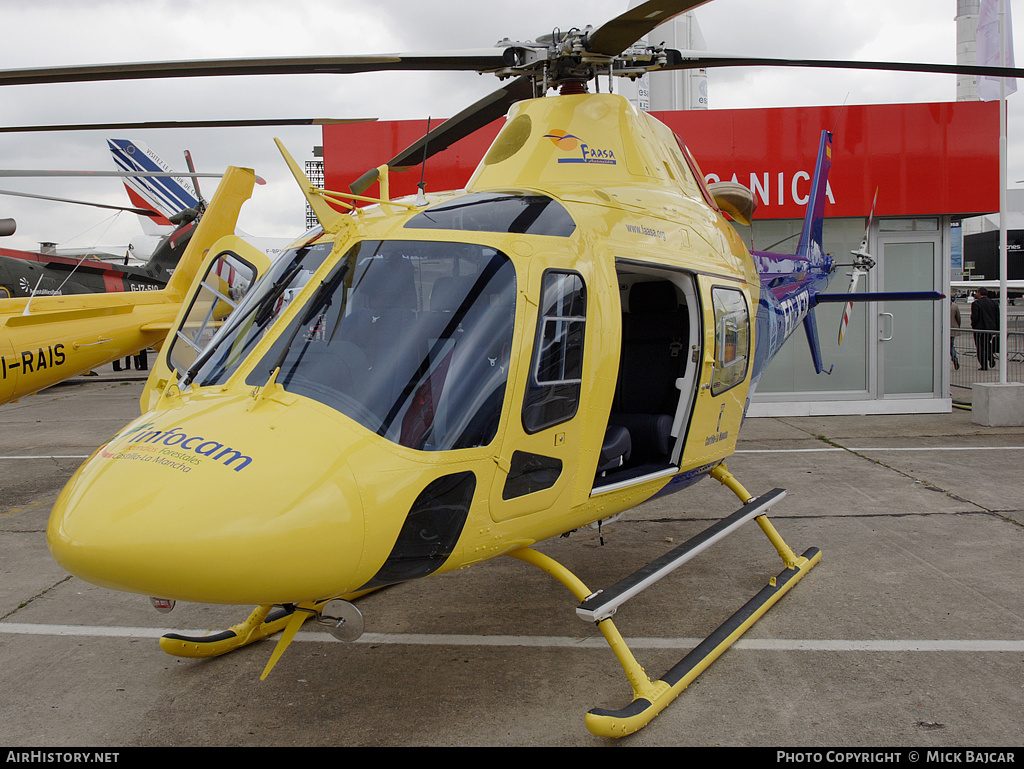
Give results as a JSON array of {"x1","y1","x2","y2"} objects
[{"x1": 324, "y1": 100, "x2": 999, "y2": 220}]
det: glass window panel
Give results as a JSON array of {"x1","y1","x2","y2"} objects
[
  {"x1": 755, "y1": 218, "x2": 870, "y2": 394},
  {"x1": 242, "y1": 240, "x2": 516, "y2": 452},
  {"x1": 406, "y1": 192, "x2": 576, "y2": 237},
  {"x1": 879, "y1": 218, "x2": 939, "y2": 232},
  {"x1": 522, "y1": 272, "x2": 587, "y2": 432},
  {"x1": 186, "y1": 241, "x2": 334, "y2": 387},
  {"x1": 168, "y1": 250, "x2": 261, "y2": 374},
  {"x1": 711, "y1": 287, "x2": 750, "y2": 395},
  {"x1": 881, "y1": 241, "x2": 936, "y2": 394}
]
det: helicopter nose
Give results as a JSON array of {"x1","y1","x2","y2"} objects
[{"x1": 47, "y1": 395, "x2": 367, "y2": 605}]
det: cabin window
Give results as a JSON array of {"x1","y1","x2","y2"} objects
[
  {"x1": 502, "y1": 451, "x2": 563, "y2": 500},
  {"x1": 710, "y1": 287, "x2": 750, "y2": 395},
  {"x1": 167, "y1": 250, "x2": 262, "y2": 375},
  {"x1": 405, "y1": 192, "x2": 576, "y2": 237},
  {"x1": 243, "y1": 240, "x2": 516, "y2": 452},
  {"x1": 522, "y1": 271, "x2": 586, "y2": 432}
]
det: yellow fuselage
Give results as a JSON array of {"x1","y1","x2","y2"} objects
[{"x1": 48, "y1": 95, "x2": 762, "y2": 606}]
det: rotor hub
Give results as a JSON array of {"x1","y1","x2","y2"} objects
[{"x1": 495, "y1": 26, "x2": 675, "y2": 90}]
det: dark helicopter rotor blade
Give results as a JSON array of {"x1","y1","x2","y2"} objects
[
  {"x1": 0, "y1": 117, "x2": 376, "y2": 133},
  {"x1": 0, "y1": 170, "x2": 222, "y2": 179},
  {"x1": 350, "y1": 76, "x2": 534, "y2": 195},
  {"x1": 0, "y1": 51, "x2": 508, "y2": 87},
  {"x1": 0, "y1": 169, "x2": 271, "y2": 186},
  {"x1": 586, "y1": 0, "x2": 715, "y2": 57},
  {"x1": 662, "y1": 50, "x2": 1024, "y2": 80},
  {"x1": 0, "y1": 187, "x2": 161, "y2": 217}
]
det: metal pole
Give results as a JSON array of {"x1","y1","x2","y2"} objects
[{"x1": 999, "y1": 0, "x2": 1009, "y2": 384}]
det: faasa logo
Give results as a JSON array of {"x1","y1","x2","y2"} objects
[{"x1": 544, "y1": 129, "x2": 617, "y2": 166}]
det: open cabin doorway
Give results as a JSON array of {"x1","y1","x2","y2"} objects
[{"x1": 593, "y1": 264, "x2": 702, "y2": 493}]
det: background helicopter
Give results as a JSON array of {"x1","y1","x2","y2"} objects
[
  {"x1": 0, "y1": 217, "x2": 197, "y2": 299},
  {"x1": 0, "y1": 167, "x2": 265, "y2": 406},
  {"x1": 0, "y1": 141, "x2": 296, "y2": 401},
  {"x1": 0, "y1": 141, "x2": 216, "y2": 298},
  {"x1": 5, "y1": 0, "x2": 1021, "y2": 740}
]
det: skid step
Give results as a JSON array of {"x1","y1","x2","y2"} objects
[
  {"x1": 576, "y1": 487, "x2": 786, "y2": 623},
  {"x1": 584, "y1": 545, "x2": 822, "y2": 738}
]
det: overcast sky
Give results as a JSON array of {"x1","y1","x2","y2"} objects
[{"x1": 0, "y1": 0, "x2": 1020, "y2": 253}]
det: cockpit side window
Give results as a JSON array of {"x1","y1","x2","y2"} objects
[
  {"x1": 167, "y1": 250, "x2": 261, "y2": 375},
  {"x1": 244, "y1": 240, "x2": 517, "y2": 452},
  {"x1": 186, "y1": 241, "x2": 334, "y2": 388}
]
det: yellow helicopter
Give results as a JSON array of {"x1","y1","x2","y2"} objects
[{"x1": 22, "y1": 0, "x2": 1020, "y2": 739}]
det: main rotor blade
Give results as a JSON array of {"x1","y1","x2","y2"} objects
[
  {"x1": 0, "y1": 117, "x2": 376, "y2": 133},
  {"x1": 0, "y1": 187, "x2": 160, "y2": 216},
  {"x1": 587, "y1": 0, "x2": 714, "y2": 57},
  {"x1": 350, "y1": 76, "x2": 534, "y2": 194},
  {"x1": 0, "y1": 170, "x2": 222, "y2": 179},
  {"x1": 390, "y1": 76, "x2": 534, "y2": 171},
  {"x1": 0, "y1": 50, "x2": 507, "y2": 87},
  {"x1": 664, "y1": 51, "x2": 1024, "y2": 80}
]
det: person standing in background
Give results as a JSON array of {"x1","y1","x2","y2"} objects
[
  {"x1": 950, "y1": 298, "x2": 961, "y2": 370},
  {"x1": 971, "y1": 288, "x2": 999, "y2": 370}
]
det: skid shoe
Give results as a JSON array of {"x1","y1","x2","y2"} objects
[
  {"x1": 159, "y1": 593, "x2": 370, "y2": 680},
  {"x1": 509, "y1": 463, "x2": 820, "y2": 738},
  {"x1": 159, "y1": 604, "x2": 304, "y2": 659}
]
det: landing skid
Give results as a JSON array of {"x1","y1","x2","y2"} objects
[
  {"x1": 157, "y1": 593, "x2": 372, "y2": 680},
  {"x1": 159, "y1": 604, "x2": 303, "y2": 660},
  {"x1": 508, "y1": 463, "x2": 821, "y2": 739}
]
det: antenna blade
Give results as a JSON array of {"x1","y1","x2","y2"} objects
[
  {"x1": 391, "y1": 76, "x2": 533, "y2": 170},
  {"x1": 276, "y1": 138, "x2": 348, "y2": 232}
]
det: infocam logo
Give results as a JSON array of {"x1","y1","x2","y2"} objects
[
  {"x1": 103, "y1": 423, "x2": 253, "y2": 472},
  {"x1": 544, "y1": 129, "x2": 616, "y2": 165}
]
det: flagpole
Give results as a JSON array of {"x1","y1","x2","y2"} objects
[{"x1": 999, "y1": 0, "x2": 1008, "y2": 386}]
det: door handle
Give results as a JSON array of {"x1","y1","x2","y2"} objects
[{"x1": 879, "y1": 312, "x2": 894, "y2": 342}]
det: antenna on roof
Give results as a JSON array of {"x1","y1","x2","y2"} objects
[{"x1": 415, "y1": 117, "x2": 431, "y2": 207}]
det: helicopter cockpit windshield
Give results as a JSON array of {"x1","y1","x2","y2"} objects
[{"x1": 196, "y1": 239, "x2": 517, "y2": 452}]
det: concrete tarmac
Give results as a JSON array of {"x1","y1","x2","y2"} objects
[{"x1": 1, "y1": 373, "x2": 1022, "y2": 748}]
